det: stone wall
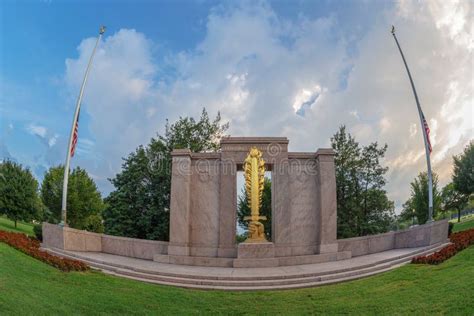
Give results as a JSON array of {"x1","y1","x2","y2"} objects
[
  {"x1": 102, "y1": 235, "x2": 168, "y2": 260},
  {"x1": 338, "y1": 219, "x2": 449, "y2": 257},
  {"x1": 43, "y1": 222, "x2": 101, "y2": 252},
  {"x1": 42, "y1": 222, "x2": 168, "y2": 260},
  {"x1": 42, "y1": 222, "x2": 65, "y2": 249},
  {"x1": 43, "y1": 219, "x2": 449, "y2": 265}
]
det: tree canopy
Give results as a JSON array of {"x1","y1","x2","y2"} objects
[
  {"x1": 452, "y1": 141, "x2": 474, "y2": 196},
  {"x1": 41, "y1": 165, "x2": 105, "y2": 232},
  {"x1": 103, "y1": 108, "x2": 228, "y2": 241},
  {"x1": 401, "y1": 172, "x2": 442, "y2": 224},
  {"x1": 440, "y1": 182, "x2": 468, "y2": 222},
  {"x1": 0, "y1": 161, "x2": 41, "y2": 227},
  {"x1": 331, "y1": 126, "x2": 395, "y2": 238}
]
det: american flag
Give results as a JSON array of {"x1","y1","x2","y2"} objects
[
  {"x1": 70, "y1": 110, "x2": 80, "y2": 157},
  {"x1": 422, "y1": 112, "x2": 432, "y2": 154}
]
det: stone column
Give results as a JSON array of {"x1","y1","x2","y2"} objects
[
  {"x1": 168, "y1": 149, "x2": 192, "y2": 256},
  {"x1": 272, "y1": 159, "x2": 292, "y2": 256},
  {"x1": 217, "y1": 157, "x2": 237, "y2": 257},
  {"x1": 315, "y1": 149, "x2": 338, "y2": 253}
]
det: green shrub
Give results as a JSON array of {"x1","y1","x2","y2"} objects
[
  {"x1": 33, "y1": 224, "x2": 43, "y2": 241},
  {"x1": 83, "y1": 215, "x2": 104, "y2": 233},
  {"x1": 448, "y1": 222, "x2": 454, "y2": 236},
  {"x1": 235, "y1": 233, "x2": 247, "y2": 243}
]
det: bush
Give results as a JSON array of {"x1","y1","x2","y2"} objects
[
  {"x1": 0, "y1": 230, "x2": 89, "y2": 272},
  {"x1": 33, "y1": 224, "x2": 43, "y2": 241},
  {"x1": 83, "y1": 215, "x2": 104, "y2": 233},
  {"x1": 236, "y1": 233, "x2": 247, "y2": 243},
  {"x1": 412, "y1": 228, "x2": 474, "y2": 265},
  {"x1": 448, "y1": 222, "x2": 454, "y2": 236}
]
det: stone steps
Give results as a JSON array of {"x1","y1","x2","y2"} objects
[
  {"x1": 154, "y1": 251, "x2": 352, "y2": 268},
  {"x1": 101, "y1": 262, "x2": 409, "y2": 291},
  {"x1": 46, "y1": 243, "x2": 443, "y2": 280},
  {"x1": 43, "y1": 243, "x2": 448, "y2": 290}
]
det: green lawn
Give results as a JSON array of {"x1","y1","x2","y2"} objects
[
  {"x1": 0, "y1": 241, "x2": 473, "y2": 314},
  {"x1": 453, "y1": 217, "x2": 474, "y2": 233},
  {"x1": 0, "y1": 216, "x2": 34, "y2": 235},
  {"x1": 1, "y1": 217, "x2": 473, "y2": 315}
]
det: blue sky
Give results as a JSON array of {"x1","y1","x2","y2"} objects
[{"x1": 1, "y1": 0, "x2": 472, "y2": 211}]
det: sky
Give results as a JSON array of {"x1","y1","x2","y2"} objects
[{"x1": 1, "y1": 0, "x2": 472, "y2": 213}]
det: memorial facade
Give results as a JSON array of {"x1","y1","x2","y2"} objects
[
  {"x1": 43, "y1": 136, "x2": 449, "y2": 270},
  {"x1": 155, "y1": 137, "x2": 345, "y2": 267}
]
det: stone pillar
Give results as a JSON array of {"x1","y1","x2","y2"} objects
[
  {"x1": 316, "y1": 149, "x2": 338, "y2": 253},
  {"x1": 168, "y1": 149, "x2": 192, "y2": 256},
  {"x1": 217, "y1": 157, "x2": 237, "y2": 257},
  {"x1": 272, "y1": 158, "x2": 292, "y2": 256}
]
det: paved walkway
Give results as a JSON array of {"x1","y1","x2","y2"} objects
[
  {"x1": 53, "y1": 246, "x2": 433, "y2": 279},
  {"x1": 43, "y1": 244, "x2": 448, "y2": 289}
]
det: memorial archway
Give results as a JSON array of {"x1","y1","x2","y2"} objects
[{"x1": 166, "y1": 137, "x2": 339, "y2": 266}]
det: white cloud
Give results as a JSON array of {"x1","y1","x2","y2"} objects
[
  {"x1": 379, "y1": 117, "x2": 391, "y2": 133},
  {"x1": 292, "y1": 85, "x2": 323, "y2": 116},
  {"x1": 64, "y1": 29, "x2": 158, "y2": 179},
  {"x1": 27, "y1": 124, "x2": 47, "y2": 138},
  {"x1": 63, "y1": 1, "x2": 473, "y2": 211},
  {"x1": 349, "y1": 110, "x2": 360, "y2": 120},
  {"x1": 409, "y1": 123, "x2": 417, "y2": 137},
  {"x1": 48, "y1": 134, "x2": 58, "y2": 147}
]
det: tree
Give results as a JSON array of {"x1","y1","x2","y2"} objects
[
  {"x1": 400, "y1": 172, "x2": 442, "y2": 224},
  {"x1": 41, "y1": 166, "x2": 105, "y2": 232},
  {"x1": 453, "y1": 141, "x2": 474, "y2": 196},
  {"x1": 441, "y1": 182, "x2": 468, "y2": 222},
  {"x1": 358, "y1": 143, "x2": 394, "y2": 235},
  {"x1": 0, "y1": 161, "x2": 41, "y2": 227},
  {"x1": 237, "y1": 177, "x2": 272, "y2": 240},
  {"x1": 331, "y1": 126, "x2": 395, "y2": 238},
  {"x1": 331, "y1": 126, "x2": 361, "y2": 238},
  {"x1": 103, "y1": 108, "x2": 228, "y2": 241}
]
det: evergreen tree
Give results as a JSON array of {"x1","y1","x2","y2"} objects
[
  {"x1": 452, "y1": 141, "x2": 474, "y2": 196},
  {"x1": 400, "y1": 172, "x2": 442, "y2": 224},
  {"x1": 103, "y1": 108, "x2": 228, "y2": 240},
  {"x1": 0, "y1": 161, "x2": 41, "y2": 227},
  {"x1": 331, "y1": 126, "x2": 395, "y2": 238},
  {"x1": 41, "y1": 166, "x2": 105, "y2": 232}
]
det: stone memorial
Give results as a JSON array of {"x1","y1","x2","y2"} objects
[
  {"x1": 153, "y1": 136, "x2": 346, "y2": 267},
  {"x1": 42, "y1": 136, "x2": 449, "y2": 273}
]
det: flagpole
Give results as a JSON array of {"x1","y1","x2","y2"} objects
[
  {"x1": 391, "y1": 26, "x2": 433, "y2": 222},
  {"x1": 60, "y1": 26, "x2": 106, "y2": 226}
]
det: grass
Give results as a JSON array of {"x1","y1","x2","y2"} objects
[
  {"x1": 453, "y1": 217, "x2": 474, "y2": 233},
  {"x1": 450, "y1": 213, "x2": 474, "y2": 224},
  {"x1": 1, "y1": 217, "x2": 473, "y2": 315},
  {"x1": 0, "y1": 242, "x2": 472, "y2": 315},
  {"x1": 0, "y1": 216, "x2": 34, "y2": 236}
]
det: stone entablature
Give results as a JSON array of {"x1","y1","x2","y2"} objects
[{"x1": 167, "y1": 137, "x2": 339, "y2": 262}]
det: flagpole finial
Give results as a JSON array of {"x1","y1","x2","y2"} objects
[
  {"x1": 391, "y1": 25, "x2": 395, "y2": 34},
  {"x1": 99, "y1": 25, "x2": 106, "y2": 35}
]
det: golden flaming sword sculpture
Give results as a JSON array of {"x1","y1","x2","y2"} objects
[{"x1": 243, "y1": 147, "x2": 267, "y2": 242}]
